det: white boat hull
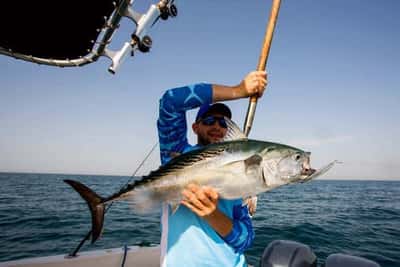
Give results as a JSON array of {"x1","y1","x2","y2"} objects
[{"x1": 0, "y1": 246, "x2": 160, "y2": 267}]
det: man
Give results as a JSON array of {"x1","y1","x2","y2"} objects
[{"x1": 157, "y1": 70, "x2": 267, "y2": 266}]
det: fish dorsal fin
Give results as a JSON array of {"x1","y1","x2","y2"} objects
[{"x1": 223, "y1": 117, "x2": 248, "y2": 142}]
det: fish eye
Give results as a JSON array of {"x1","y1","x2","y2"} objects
[{"x1": 293, "y1": 154, "x2": 301, "y2": 161}]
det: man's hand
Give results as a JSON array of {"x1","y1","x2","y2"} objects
[
  {"x1": 244, "y1": 196, "x2": 258, "y2": 217},
  {"x1": 181, "y1": 183, "x2": 233, "y2": 237},
  {"x1": 181, "y1": 183, "x2": 219, "y2": 217},
  {"x1": 212, "y1": 70, "x2": 268, "y2": 102},
  {"x1": 237, "y1": 70, "x2": 268, "y2": 98}
]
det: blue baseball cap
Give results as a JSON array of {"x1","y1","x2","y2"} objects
[{"x1": 195, "y1": 103, "x2": 232, "y2": 122}]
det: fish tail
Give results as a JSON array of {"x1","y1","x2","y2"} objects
[{"x1": 64, "y1": 179, "x2": 105, "y2": 243}]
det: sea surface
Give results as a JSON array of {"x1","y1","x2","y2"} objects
[{"x1": 0, "y1": 173, "x2": 399, "y2": 266}]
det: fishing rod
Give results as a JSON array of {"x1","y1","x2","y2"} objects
[
  {"x1": 243, "y1": 0, "x2": 281, "y2": 216},
  {"x1": 243, "y1": 0, "x2": 281, "y2": 136},
  {"x1": 68, "y1": 142, "x2": 159, "y2": 257}
]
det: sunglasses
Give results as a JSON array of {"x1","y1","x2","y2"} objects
[{"x1": 199, "y1": 116, "x2": 228, "y2": 128}]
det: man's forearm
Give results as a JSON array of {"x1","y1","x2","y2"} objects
[
  {"x1": 205, "y1": 206, "x2": 255, "y2": 253},
  {"x1": 204, "y1": 208, "x2": 233, "y2": 237},
  {"x1": 212, "y1": 70, "x2": 267, "y2": 102},
  {"x1": 212, "y1": 84, "x2": 247, "y2": 102}
]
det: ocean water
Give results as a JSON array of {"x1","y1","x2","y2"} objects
[{"x1": 0, "y1": 172, "x2": 399, "y2": 266}]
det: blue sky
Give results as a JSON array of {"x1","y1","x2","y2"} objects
[{"x1": 0, "y1": 1, "x2": 399, "y2": 179}]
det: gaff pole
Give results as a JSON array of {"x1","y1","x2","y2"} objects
[{"x1": 243, "y1": 0, "x2": 281, "y2": 136}]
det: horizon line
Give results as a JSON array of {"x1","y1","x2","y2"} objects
[{"x1": 0, "y1": 171, "x2": 399, "y2": 181}]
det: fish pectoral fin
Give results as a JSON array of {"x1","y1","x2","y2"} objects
[
  {"x1": 244, "y1": 154, "x2": 263, "y2": 169},
  {"x1": 243, "y1": 154, "x2": 263, "y2": 179}
]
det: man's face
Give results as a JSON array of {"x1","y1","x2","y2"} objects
[{"x1": 192, "y1": 112, "x2": 228, "y2": 145}]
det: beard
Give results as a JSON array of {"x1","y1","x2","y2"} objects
[
  {"x1": 198, "y1": 135, "x2": 211, "y2": 146},
  {"x1": 197, "y1": 131, "x2": 224, "y2": 146}
]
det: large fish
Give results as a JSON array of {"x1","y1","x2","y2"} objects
[{"x1": 65, "y1": 119, "x2": 336, "y2": 243}]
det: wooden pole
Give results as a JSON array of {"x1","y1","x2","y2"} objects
[{"x1": 243, "y1": 0, "x2": 281, "y2": 136}]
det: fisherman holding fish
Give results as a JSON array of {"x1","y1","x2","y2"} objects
[
  {"x1": 64, "y1": 69, "x2": 334, "y2": 265},
  {"x1": 157, "y1": 70, "x2": 267, "y2": 267}
]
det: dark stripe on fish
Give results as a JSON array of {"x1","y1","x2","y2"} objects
[{"x1": 127, "y1": 145, "x2": 226, "y2": 188}]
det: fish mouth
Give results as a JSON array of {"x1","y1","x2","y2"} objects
[
  {"x1": 301, "y1": 168, "x2": 316, "y2": 176},
  {"x1": 300, "y1": 160, "x2": 339, "y2": 183}
]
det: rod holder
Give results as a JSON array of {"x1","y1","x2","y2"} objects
[{"x1": 106, "y1": 42, "x2": 132, "y2": 74}]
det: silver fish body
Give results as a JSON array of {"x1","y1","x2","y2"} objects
[
  {"x1": 116, "y1": 139, "x2": 312, "y2": 209},
  {"x1": 64, "y1": 138, "x2": 335, "y2": 243}
]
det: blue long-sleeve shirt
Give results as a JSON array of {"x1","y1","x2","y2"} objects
[{"x1": 157, "y1": 83, "x2": 254, "y2": 267}]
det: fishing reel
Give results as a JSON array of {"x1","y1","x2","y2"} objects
[
  {"x1": 131, "y1": 34, "x2": 152, "y2": 53},
  {"x1": 159, "y1": 2, "x2": 178, "y2": 20}
]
